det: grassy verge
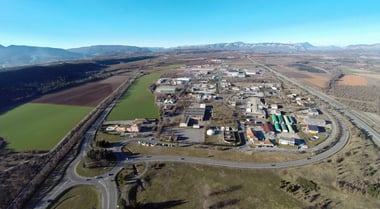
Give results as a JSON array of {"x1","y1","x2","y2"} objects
[
  {"x1": 48, "y1": 186, "x2": 100, "y2": 209},
  {"x1": 0, "y1": 103, "x2": 92, "y2": 151},
  {"x1": 96, "y1": 131, "x2": 124, "y2": 142},
  {"x1": 75, "y1": 160, "x2": 114, "y2": 177},
  {"x1": 107, "y1": 73, "x2": 161, "y2": 120},
  {"x1": 125, "y1": 142, "x2": 309, "y2": 163},
  {"x1": 136, "y1": 163, "x2": 305, "y2": 209}
]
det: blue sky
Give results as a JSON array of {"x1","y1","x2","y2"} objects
[{"x1": 1, "y1": 0, "x2": 380, "y2": 48}]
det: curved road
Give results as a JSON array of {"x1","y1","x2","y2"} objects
[{"x1": 35, "y1": 71, "x2": 351, "y2": 209}]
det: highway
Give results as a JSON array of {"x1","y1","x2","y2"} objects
[
  {"x1": 34, "y1": 68, "x2": 352, "y2": 209},
  {"x1": 247, "y1": 56, "x2": 380, "y2": 146}
]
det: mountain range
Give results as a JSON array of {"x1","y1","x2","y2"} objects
[{"x1": 1, "y1": 42, "x2": 379, "y2": 68}]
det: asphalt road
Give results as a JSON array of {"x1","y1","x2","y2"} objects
[
  {"x1": 247, "y1": 56, "x2": 380, "y2": 146},
  {"x1": 35, "y1": 70, "x2": 351, "y2": 209}
]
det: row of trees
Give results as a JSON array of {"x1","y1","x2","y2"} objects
[
  {"x1": 86, "y1": 149, "x2": 114, "y2": 161},
  {"x1": 95, "y1": 140, "x2": 111, "y2": 148},
  {"x1": 0, "y1": 137, "x2": 6, "y2": 149}
]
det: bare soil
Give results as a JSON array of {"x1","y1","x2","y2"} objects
[
  {"x1": 337, "y1": 75, "x2": 368, "y2": 86},
  {"x1": 33, "y1": 76, "x2": 127, "y2": 107}
]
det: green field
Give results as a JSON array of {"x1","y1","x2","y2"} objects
[
  {"x1": 48, "y1": 186, "x2": 100, "y2": 209},
  {"x1": 107, "y1": 73, "x2": 161, "y2": 120},
  {"x1": 0, "y1": 103, "x2": 92, "y2": 151}
]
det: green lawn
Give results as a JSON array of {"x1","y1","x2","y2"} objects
[
  {"x1": 107, "y1": 73, "x2": 161, "y2": 120},
  {"x1": 96, "y1": 131, "x2": 124, "y2": 142},
  {"x1": 48, "y1": 186, "x2": 100, "y2": 209},
  {"x1": 0, "y1": 103, "x2": 92, "y2": 151}
]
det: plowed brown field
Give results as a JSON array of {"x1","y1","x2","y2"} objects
[
  {"x1": 33, "y1": 76, "x2": 127, "y2": 107},
  {"x1": 337, "y1": 75, "x2": 367, "y2": 86}
]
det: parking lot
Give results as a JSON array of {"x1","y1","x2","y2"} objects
[{"x1": 163, "y1": 127, "x2": 205, "y2": 143}]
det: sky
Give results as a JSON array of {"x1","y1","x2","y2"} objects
[{"x1": 1, "y1": 0, "x2": 380, "y2": 48}]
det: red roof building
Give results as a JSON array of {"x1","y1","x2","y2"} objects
[{"x1": 262, "y1": 123, "x2": 274, "y2": 133}]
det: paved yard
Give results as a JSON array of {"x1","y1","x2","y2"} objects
[{"x1": 163, "y1": 127, "x2": 205, "y2": 143}]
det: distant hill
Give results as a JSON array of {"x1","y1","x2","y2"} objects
[
  {"x1": 0, "y1": 45, "x2": 82, "y2": 68},
  {"x1": 346, "y1": 43, "x2": 380, "y2": 51},
  {"x1": 1, "y1": 42, "x2": 379, "y2": 68},
  {"x1": 175, "y1": 42, "x2": 318, "y2": 52},
  {"x1": 67, "y1": 45, "x2": 152, "y2": 57},
  {"x1": 0, "y1": 44, "x2": 153, "y2": 68}
]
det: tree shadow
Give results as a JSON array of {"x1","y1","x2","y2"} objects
[
  {"x1": 138, "y1": 199, "x2": 187, "y2": 209},
  {"x1": 210, "y1": 185, "x2": 242, "y2": 196},
  {"x1": 208, "y1": 198, "x2": 240, "y2": 209}
]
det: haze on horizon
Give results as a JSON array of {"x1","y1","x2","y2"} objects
[{"x1": 1, "y1": 0, "x2": 380, "y2": 48}]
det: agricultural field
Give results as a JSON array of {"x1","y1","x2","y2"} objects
[
  {"x1": 34, "y1": 75, "x2": 128, "y2": 107},
  {"x1": 0, "y1": 103, "x2": 92, "y2": 151},
  {"x1": 0, "y1": 75, "x2": 129, "y2": 151},
  {"x1": 48, "y1": 186, "x2": 100, "y2": 209},
  {"x1": 337, "y1": 75, "x2": 368, "y2": 86},
  {"x1": 107, "y1": 72, "x2": 161, "y2": 120}
]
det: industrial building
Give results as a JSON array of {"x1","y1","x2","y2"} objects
[
  {"x1": 271, "y1": 114, "x2": 282, "y2": 132},
  {"x1": 246, "y1": 128, "x2": 274, "y2": 147},
  {"x1": 306, "y1": 125, "x2": 319, "y2": 134},
  {"x1": 279, "y1": 137, "x2": 295, "y2": 146},
  {"x1": 179, "y1": 104, "x2": 206, "y2": 128},
  {"x1": 262, "y1": 123, "x2": 275, "y2": 133},
  {"x1": 155, "y1": 85, "x2": 179, "y2": 94},
  {"x1": 246, "y1": 97, "x2": 266, "y2": 118},
  {"x1": 303, "y1": 118, "x2": 326, "y2": 126},
  {"x1": 279, "y1": 137, "x2": 305, "y2": 147}
]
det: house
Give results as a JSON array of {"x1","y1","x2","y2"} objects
[
  {"x1": 127, "y1": 124, "x2": 140, "y2": 133},
  {"x1": 306, "y1": 125, "x2": 319, "y2": 134},
  {"x1": 115, "y1": 126, "x2": 126, "y2": 132}
]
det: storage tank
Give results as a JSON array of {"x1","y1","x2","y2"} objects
[{"x1": 206, "y1": 129, "x2": 215, "y2": 136}]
